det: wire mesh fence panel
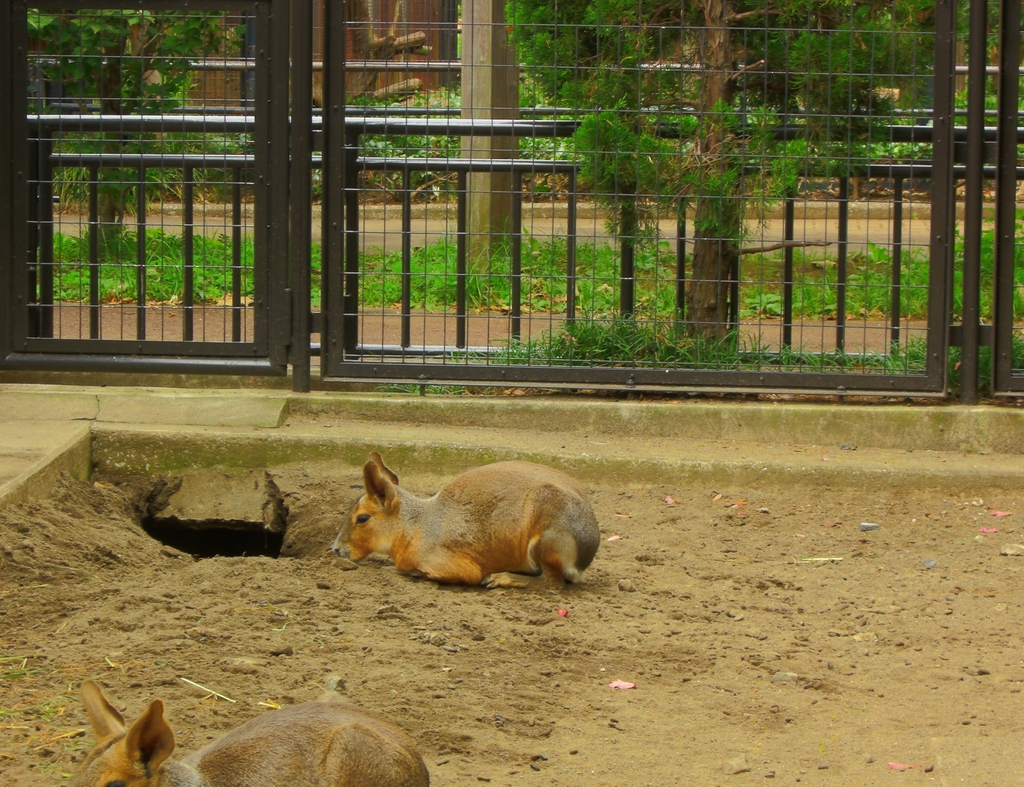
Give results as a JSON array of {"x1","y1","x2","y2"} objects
[
  {"x1": 24, "y1": 7, "x2": 269, "y2": 355},
  {"x1": 322, "y1": 0, "x2": 950, "y2": 392}
]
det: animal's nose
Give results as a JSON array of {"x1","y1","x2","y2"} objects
[{"x1": 329, "y1": 542, "x2": 350, "y2": 559}]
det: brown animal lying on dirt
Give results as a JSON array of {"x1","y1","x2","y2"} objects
[
  {"x1": 69, "y1": 680, "x2": 429, "y2": 787},
  {"x1": 330, "y1": 452, "x2": 600, "y2": 589}
]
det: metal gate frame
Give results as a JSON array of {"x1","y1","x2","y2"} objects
[
  {"x1": 0, "y1": 0, "x2": 293, "y2": 377},
  {"x1": 316, "y1": 0, "x2": 957, "y2": 397},
  {"x1": 991, "y1": 0, "x2": 1023, "y2": 396}
]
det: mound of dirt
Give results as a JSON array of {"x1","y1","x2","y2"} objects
[{"x1": 0, "y1": 475, "x2": 171, "y2": 581}]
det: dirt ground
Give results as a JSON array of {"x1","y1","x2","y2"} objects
[{"x1": 2, "y1": 455, "x2": 1024, "y2": 786}]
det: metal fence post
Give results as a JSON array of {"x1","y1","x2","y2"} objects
[
  {"x1": 289, "y1": 0, "x2": 314, "y2": 392},
  {"x1": 960, "y1": 0, "x2": 988, "y2": 403},
  {"x1": 991, "y1": 0, "x2": 1021, "y2": 393}
]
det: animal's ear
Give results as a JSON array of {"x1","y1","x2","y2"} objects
[
  {"x1": 123, "y1": 699, "x2": 175, "y2": 774},
  {"x1": 80, "y1": 680, "x2": 125, "y2": 740},
  {"x1": 364, "y1": 460, "x2": 399, "y2": 513},
  {"x1": 369, "y1": 451, "x2": 400, "y2": 485}
]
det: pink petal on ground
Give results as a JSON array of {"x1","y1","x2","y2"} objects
[
  {"x1": 991, "y1": 511, "x2": 1011, "y2": 517},
  {"x1": 978, "y1": 527, "x2": 999, "y2": 534},
  {"x1": 607, "y1": 535, "x2": 622, "y2": 542},
  {"x1": 608, "y1": 680, "x2": 636, "y2": 690},
  {"x1": 888, "y1": 763, "x2": 909, "y2": 771},
  {"x1": 664, "y1": 496, "x2": 677, "y2": 506},
  {"x1": 558, "y1": 609, "x2": 568, "y2": 617}
]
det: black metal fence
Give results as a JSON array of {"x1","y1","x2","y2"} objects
[{"x1": 1, "y1": 0, "x2": 1022, "y2": 400}]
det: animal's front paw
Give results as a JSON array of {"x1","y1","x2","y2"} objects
[{"x1": 482, "y1": 572, "x2": 532, "y2": 589}]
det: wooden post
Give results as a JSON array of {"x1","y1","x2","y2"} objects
[{"x1": 461, "y1": 0, "x2": 518, "y2": 270}]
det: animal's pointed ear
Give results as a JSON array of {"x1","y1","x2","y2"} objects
[
  {"x1": 364, "y1": 460, "x2": 399, "y2": 513},
  {"x1": 80, "y1": 680, "x2": 125, "y2": 740},
  {"x1": 369, "y1": 451, "x2": 400, "y2": 485},
  {"x1": 123, "y1": 699, "x2": 175, "y2": 774}
]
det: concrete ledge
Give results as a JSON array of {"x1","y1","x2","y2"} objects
[
  {"x1": 0, "y1": 424, "x2": 91, "y2": 508},
  {"x1": 94, "y1": 390, "x2": 290, "y2": 428},
  {"x1": 89, "y1": 420, "x2": 1024, "y2": 493},
  {"x1": 0, "y1": 385, "x2": 99, "y2": 421},
  {"x1": 287, "y1": 393, "x2": 1024, "y2": 455}
]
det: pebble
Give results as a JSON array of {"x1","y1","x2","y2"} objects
[
  {"x1": 335, "y1": 558, "x2": 359, "y2": 570},
  {"x1": 617, "y1": 579, "x2": 636, "y2": 592},
  {"x1": 1000, "y1": 543, "x2": 1024, "y2": 556},
  {"x1": 922, "y1": 559, "x2": 937, "y2": 569},
  {"x1": 859, "y1": 522, "x2": 881, "y2": 531},
  {"x1": 722, "y1": 755, "x2": 751, "y2": 775},
  {"x1": 269, "y1": 645, "x2": 293, "y2": 657},
  {"x1": 771, "y1": 671, "x2": 799, "y2": 684}
]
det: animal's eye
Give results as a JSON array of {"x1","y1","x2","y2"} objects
[{"x1": 355, "y1": 514, "x2": 371, "y2": 524}]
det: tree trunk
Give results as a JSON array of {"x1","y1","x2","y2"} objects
[
  {"x1": 98, "y1": 41, "x2": 125, "y2": 250},
  {"x1": 687, "y1": 0, "x2": 738, "y2": 340},
  {"x1": 346, "y1": 0, "x2": 377, "y2": 96}
]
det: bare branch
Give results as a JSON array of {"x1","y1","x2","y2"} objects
[
  {"x1": 728, "y1": 59, "x2": 766, "y2": 82},
  {"x1": 740, "y1": 241, "x2": 835, "y2": 255},
  {"x1": 727, "y1": 8, "x2": 779, "y2": 23}
]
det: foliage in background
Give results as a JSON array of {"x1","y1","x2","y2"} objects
[
  {"x1": 28, "y1": 9, "x2": 234, "y2": 114},
  {"x1": 28, "y1": 9, "x2": 241, "y2": 241},
  {"x1": 507, "y1": 0, "x2": 936, "y2": 336}
]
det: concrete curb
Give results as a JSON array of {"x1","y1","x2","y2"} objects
[
  {"x1": 287, "y1": 393, "x2": 1024, "y2": 455},
  {"x1": 89, "y1": 420, "x2": 1024, "y2": 493},
  {"x1": 2, "y1": 387, "x2": 1024, "y2": 503},
  {"x1": 0, "y1": 424, "x2": 91, "y2": 508}
]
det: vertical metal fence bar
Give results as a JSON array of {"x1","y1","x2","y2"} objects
[
  {"x1": 321, "y1": 0, "x2": 346, "y2": 371},
  {"x1": 927, "y1": 0, "x2": 958, "y2": 393},
  {"x1": 960, "y1": 0, "x2": 987, "y2": 403},
  {"x1": 38, "y1": 134, "x2": 53, "y2": 338},
  {"x1": 890, "y1": 175, "x2": 904, "y2": 347},
  {"x1": 250, "y1": 0, "x2": 271, "y2": 353},
  {"x1": 728, "y1": 241, "x2": 739, "y2": 333},
  {"x1": 782, "y1": 192, "x2": 794, "y2": 349},
  {"x1": 620, "y1": 221, "x2": 635, "y2": 319},
  {"x1": 835, "y1": 176, "x2": 849, "y2": 353},
  {"x1": 343, "y1": 130, "x2": 360, "y2": 354},
  {"x1": 267, "y1": 0, "x2": 291, "y2": 367},
  {"x1": 88, "y1": 165, "x2": 99, "y2": 339},
  {"x1": 456, "y1": 170, "x2": 467, "y2": 348},
  {"x1": 183, "y1": 164, "x2": 194, "y2": 342},
  {"x1": 566, "y1": 169, "x2": 577, "y2": 324},
  {"x1": 992, "y1": 0, "x2": 1021, "y2": 391},
  {"x1": 676, "y1": 198, "x2": 686, "y2": 321},
  {"x1": 232, "y1": 168, "x2": 242, "y2": 343},
  {"x1": 511, "y1": 170, "x2": 522, "y2": 341},
  {"x1": 136, "y1": 163, "x2": 146, "y2": 341},
  {"x1": 289, "y1": 0, "x2": 314, "y2": 392},
  {"x1": 26, "y1": 134, "x2": 39, "y2": 338},
  {"x1": 401, "y1": 166, "x2": 412, "y2": 349}
]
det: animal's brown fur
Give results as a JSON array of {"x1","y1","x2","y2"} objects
[{"x1": 69, "y1": 680, "x2": 429, "y2": 787}]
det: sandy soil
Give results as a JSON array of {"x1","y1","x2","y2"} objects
[{"x1": 2, "y1": 457, "x2": 1024, "y2": 786}]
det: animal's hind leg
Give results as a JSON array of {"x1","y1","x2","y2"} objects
[{"x1": 482, "y1": 531, "x2": 576, "y2": 590}]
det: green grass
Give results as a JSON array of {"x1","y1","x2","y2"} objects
[
  {"x1": 49, "y1": 229, "x2": 257, "y2": 304},
  {"x1": 43, "y1": 226, "x2": 1024, "y2": 373},
  {"x1": 482, "y1": 319, "x2": 931, "y2": 375}
]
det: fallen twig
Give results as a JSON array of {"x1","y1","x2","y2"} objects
[{"x1": 179, "y1": 677, "x2": 236, "y2": 703}]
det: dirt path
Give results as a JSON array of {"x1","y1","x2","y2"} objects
[{"x1": 2, "y1": 452, "x2": 1023, "y2": 786}]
